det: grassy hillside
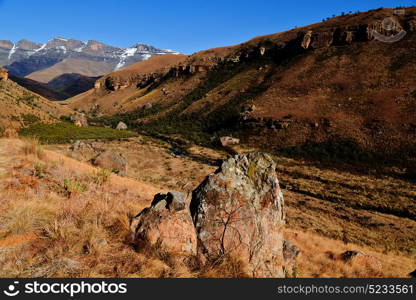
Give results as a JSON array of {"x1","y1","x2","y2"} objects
[
  {"x1": 0, "y1": 137, "x2": 414, "y2": 277},
  {"x1": 0, "y1": 75, "x2": 71, "y2": 131},
  {"x1": 66, "y1": 7, "x2": 416, "y2": 169}
]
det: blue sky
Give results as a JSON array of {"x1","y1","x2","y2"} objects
[{"x1": 0, "y1": 0, "x2": 415, "y2": 54}]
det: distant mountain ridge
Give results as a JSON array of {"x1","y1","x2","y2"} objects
[{"x1": 0, "y1": 37, "x2": 180, "y2": 82}]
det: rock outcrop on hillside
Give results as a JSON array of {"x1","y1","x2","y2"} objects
[
  {"x1": 0, "y1": 68, "x2": 8, "y2": 81},
  {"x1": 116, "y1": 121, "x2": 128, "y2": 130}
]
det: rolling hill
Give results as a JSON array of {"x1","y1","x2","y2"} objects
[{"x1": 66, "y1": 7, "x2": 416, "y2": 166}]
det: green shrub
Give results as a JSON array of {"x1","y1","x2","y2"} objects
[
  {"x1": 22, "y1": 114, "x2": 41, "y2": 126},
  {"x1": 19, "y1": 122, "x2": 138, "y2": 144},
  {"x1": 280, "y1": 139, "x2": 374, "y2": 163},
  {"x1": 91, "y1": 168, "x2": 111, "y2": 185},
  {"x1": 33, "y1": 163, "x2": 44, "y2": 178},
  {"x1": 63, "y1": 179, "x2": 88, "y2": 198}
]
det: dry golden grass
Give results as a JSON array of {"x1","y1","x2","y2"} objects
[
  {"x1": 0, "y1": 137, "x2": 414, "y2": 278},
  {"x1": 285, "y1": 229, "x2": 415, "y2": 278}
]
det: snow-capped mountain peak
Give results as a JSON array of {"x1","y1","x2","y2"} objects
[{"x1": 0, "y1": 37, "x2": 181, "y2": 77}]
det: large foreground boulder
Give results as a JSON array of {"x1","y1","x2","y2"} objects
[
  {"x1": 130, "y1": 192, "x2": 197, "y2": 256},
  {"x1": 190, "y1": 152, "x2": 285, "y2": 277},
  {"x1": 91, "y1": 151, "x2": 127, "y2": 175}
]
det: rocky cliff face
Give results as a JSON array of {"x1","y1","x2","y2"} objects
[
  {"x1": 0, "y1": 68, "x2": 8, "y2": 81},
  {"x1": 93, "y1": 13, "x2": 416, "y2": 95}
]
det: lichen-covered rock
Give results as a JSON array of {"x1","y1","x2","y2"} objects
[
  {"x1": 91, "y1": 151, "x2": 127, "y2": 175},
  {"x1": 130, "y1": 192, "x2": 197, "y2": 255},
  {"x1": 190, "y1": 152, "x2": 285, "y2": 278}
]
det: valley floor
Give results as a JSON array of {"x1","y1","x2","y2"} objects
[{"x1": 0, "y1": 137, "x2": 414, "y2": 277}]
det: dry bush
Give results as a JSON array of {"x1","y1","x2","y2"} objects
[
  {"x1": 200, "y1": 254, "x2": 249, "y2": 278},
  {"x1": 90, "y1": 168, "x2": 112, "y2": 185}
]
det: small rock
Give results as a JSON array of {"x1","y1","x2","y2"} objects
[
  {"x1": 341, "y1": 250, "x2": 382, "y2": 272},
  {"x1": 283, "y1": 241, "x2": 301, "y2": 277},
  {"x1": 143, "y1": 103, "x2": 153, "y2": 110},
  {"x1": 91, "y1": 151, "x2": 127, "y2": 176},
  {"x1": 131, "y1": 191, "x2": 197, "y2": 256},
  {"x1": 116, "y1": 121, "x2": 128, "y2": 130},
  {"x1": 219, "y1": 136, "x2": 240, "y2": 147}
]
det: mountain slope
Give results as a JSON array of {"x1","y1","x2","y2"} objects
[
  {"x1": 67, "y1": 7, "x2": 416, "y2": 165},
  {"x1": 10, "y1": 72, "x2": 98, "y2": 100},
  {"x1": 25, "y1": 58, "x2": 109, "y2": 83},
  {"x1": 9, "y1": 74, "x2": 68, "y2": 100},
  {"x1": 0, "y1": 37, "x2": 180, "y2": 82},
  {"x1": 0, "y1": 68, "x2": 71, "y2": 130},
  {"x1": 47, "y1": 73, "x2": 99, "y2": 99}
]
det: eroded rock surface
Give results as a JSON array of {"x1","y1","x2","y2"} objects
[{"x1": 190, "y1": 152, "x2": 285, "y2": 277}]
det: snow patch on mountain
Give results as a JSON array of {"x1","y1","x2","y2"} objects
[
  {"x1": 8, "y1": 44, "x2": 17, "y2": 60},
  {"x1": 74, "y1": 42, "x2": 87, "y2": 53},
  {"x1": 115, "y1": 47, "x2": 138, "y2": 70},
  {"x1": 142, "y1": 54, "x2": 152, "y2": 60},
  {"x1": 34, "y1": 43, "x2": 47, "y2": 53}
]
